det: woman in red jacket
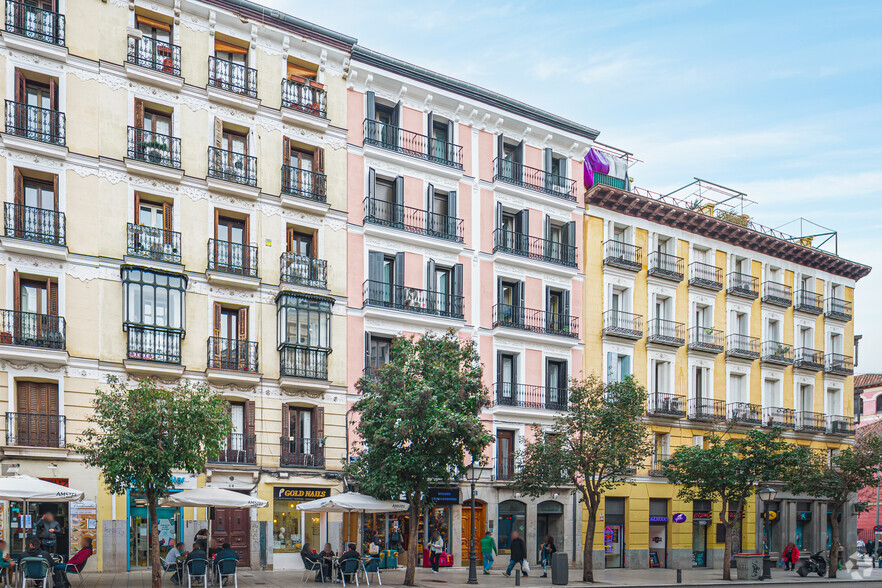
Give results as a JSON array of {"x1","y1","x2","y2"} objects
[
  {"x1": 782, "y1": 542, "x2": 799, "y2": 571},
  {"x1": 55, "y1": 537, "x2": 94, "y2": 588}
]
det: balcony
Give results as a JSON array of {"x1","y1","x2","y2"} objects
[
  {"x1": 726, "y1": 334, "x2": 760, "y2": 360},
  {"x1": 280, "y1": 345, "x2": 329, "y2": 381},
  {"x1": 207, "y1": 239, "x2": 259, "y2": 287},
  {"x1": 5, "y1": 100, "x2": 65, "y2": 151},
  {"x1": 649, "y1": 454, "x2": 669, "y2": 477},
  {"x1": 211, "y1": 433, "x2": 256, "y2": 465},
  {"x1": 280, "y1": 437, "x2": 325, "y2": 468},
  {"x1": 647, "y1": 318, "x2": 685, "y2": 347},
  {"x1": 761, "y1": 341, "x2": 794, "y2": 366},
  {"x1": 762, "y1": 407, "x2": 794, "y2": 429},
  {"x1": 688, "y1": 326, "x2": 724, "y2": 354},
  {"x1": 494, "y1": 456, "x2": 519, "y2": 481},
  {"x1": 603, "y1": 240, "x2": 642, "y2": 271},
  {"x1": 126, "y1": 127, "x2": 182, "y2": 178},
  {"x1": 727, "y1": 402, "x2": 762, "y2": 426},
  {"x1": 3, "y1": 203, "x2": 65, "y2": 253},
  {"x1": 689, "y1": 262, "x2": 723, "y2": 291},
  {"x1": 648, "y1": 393, "x2": 686, "y2": 418},
  {"x1": 826, "y1": 415, "x2": 854, "y2": 436},
  {"x1": 594, "y1": 172, "x2": 626, "y2": 190},
  {"x1": 825, "y1": 298, "x2": 852, "y2": 322},
  {"x1": 762, "y1": 281, "x2": 792, "y2": 307},
  {"x1": 689, "y1": 398, "x2": 726, "y2": 422},
  {"x1": 0, "y1": 309, "x2": 65, "y2": 352},
  {"x1": 125, "y1": 324, "x2": 182, "y2": 364},
  {"x1": 647, "y1": 252, "x2": 684, "y2": 282},
  {"x1": 125, "y1": 35, "x2": 181, "y2": 90},
  {"x1": 364, "y1": 197, "x2": 464, "y2": 243},
  {"x1": 126, "y1": 223, "x2": 181, "y2": 265},
  {"x1": 281, "y1": 253, "x2": 327, "y2": 289},
  {"x1": 207, "y1": 56, "x2": 258, "y2": 108},
  {"x1": 364, "y1": 119, "x2": 463, "y2": 170},
  {"x1": 5, "y1": 412, "x2": 65, "y2": 448},
  {"x1": 795, "y1": 411, "x2": 826, "y2": 434},
  {"x1": 727, "y1": 272, "x2": 758, "y2": 299},
  {"x1": 492, "y1": 382, "x2": 569, "y2": 411},
  {"x1": 281, "y1": 78, "x2": 327, "y2": 127},
  {"x1": 282, "y1": 165, "x2": 327, "y2": 205},
  {"x1": 491, "y1": 304, "x2": 579, "y2": 339},
  {"x1": 794, "y1": 289, "x2": 823, "y2": 315},
  {"x1": 363, "y1": 280, "x2": 463, "y2": 319},
  {"x1": 825, "y1": 353, "x2": 854, "y2": 376},
  {"x1": 207, "y1": 147, "x2": 259, "y2": 198},
  {"x1": 602, "y1": 310, "x2": 643, "y2": 340},
  {"x1": 208, "y1": 337, "x2": 258, "y2": 373},
  {"x1": 493, "y1": 229, "x2": 576, "y2": 268},
  {"x1": 492, "y1": 157, "x2": 576, "y2": 202},
  {"x1": 4, "y1": 0, "x2": 64, "y2": 48},
  {"x1": 794, "y1": 348, "x2": 825, "y2": 371}
]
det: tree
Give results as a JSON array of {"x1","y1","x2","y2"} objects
[
  {"x1": 663, "y1": 429, "x2": 796, "y2": 580},
  {"x1": 345, "y1": 330, "x2": 492, "y2": 586},
  {"x1": 784, "y1": 429, "x2": 882, "y2": 577},
  {"x1": 76, "y1": 377, "x2": 231, "y2": 588},
  {"x1": 510, "y1": 375, "x2": 651, "y2": 582}
]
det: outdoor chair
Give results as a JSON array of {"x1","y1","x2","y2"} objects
[
  {"x1": 215, "y1": 558, "x2": 238, "y2": 588},
  {"x1": 19, "y1": 558, "x2": 50, "y2": 588},
  {"x1": 338, "y1": 558, "x2": 360, "y2": 587},
  {"x1": 186, "y1": 558, "x2": 208, "y2": 588},
  {"x1": 162, "y1": 560, "x2": 180, "y2": 584},
  {"x1": 364, "y1": 557, "x2": 382, "y2": 586},
  {"x1": 300, "y1": 555, "x2": 324, "y2": 583},
  {"x1": 64, "y1": 558, "x2": 89, "y2": 588}
]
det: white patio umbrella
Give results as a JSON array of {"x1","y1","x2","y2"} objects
[
  {"x1": 0, "y1": 475, "x2": 85, "y2": 542},
  {"x1": 296, "y1": 492, "x2": 408, "y2": 554}
]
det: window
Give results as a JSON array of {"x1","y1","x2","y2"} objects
[
  {"x1": 287, "y1": 228, "x2": 313, "y2": 257},
  {"x1": 12, "y1": 69, "x2": 59, "y2": 142},
  {"x1": 612, "y1": 223, "x2": 629, "y2": 244},
  {"x1": 797, "y1": 384, "x2": 813, "y2": 414},
  {"x1": 606, "y1": 352, "x2": 631, "y2": 383},
  {"x1": 211, "y1": 214, "x2": 252, "y2": 275},
  {"x1": 546, "y1": 359, "x2": 568, "y2": 409},
  {"x1": 692, "y1": 245, "x2": 710, "y2": 264},
  {"x1": 366, "y1": 251, "x2": 403, "y2": 306},
  {"x1": 281, "y1": 404, "x2": 324, "y2": 466},
  {"x1": 212, "y1": 38, "x2": 249, "y2": 90},
  {"x1": 122, "y1": 267, "x2": 185, "y2": 330},
  {"x1": 276, "y1": 293, "x2": 332, "y2": 350},
  {"x1": 657, "y1": 236, "x2": 674, "y2": 255},
  {"x1": 829, "y1": 332, "x2": 842, "y2": 355},
  {"x1": 426, "y1": 184, "x2": 457, "y2": 237},
  {"x1": 137, "y1": 13, "x2": 171, "y2": 43},
  {"x1": 497, "y1": 136, "x2": 523, "y2": 180},
  {"x1": 210, "y1": 304, "x2": 250, "y2": 370},
  {"x1": 799, "y1": 326, "x2": 813, "y2": 349},
  {"x1": 767, "y1": 265, "x2": 783, "y2": 282},
  {"x1": 767, "y1": 318, "x2": 781, "y2": 341},
  {"x1": 652, "y1": 360, "x2": 672, "y2": 396},
  {"x1": 496, "y1": 205, "x2": 529, "y2": 252},
  {"x1": 9, "y1": 169, "x2": 61, "y2": 245},
  {"x1": 282, "y1": 138, "x2": 324, "y2": 197},
  {"x1": 497, "y1": 353, "x2": 518, "y2": 404},
  {"x1": 825, "y1": 388, "x2": 842, "y2": 416},
  {"x1": 364, "y1": 333, "x2": 393, "y2": 376},
  {"x1": 763, "y1": 378, "x2": 782, "y2": 408},
  {"x1": 731, "y1": 311, "x2": 748, "y2": 336},
  {"x1": 12, "y1": 381, "x2": 60, "y2": 448},
  {"x1": 427, "y1": 113, "x2": 454, "y2": 162},
  {"x1": 694, "y1": 303, "x2": 712, "y2": 328},
  {"x1": 728, "y1": 373, "x2": 746, "y2": 403},
  {"x1": 496, "y1": 430, "x2": 516, "y2": 480},
  {"x1": 497, "y1": 280, "x2": 524, "y2": 327},
  {"x1": 732, "y1": 255, "x2": 749, "y2": 275},
  {"x1": 550, "y1": 154, "x2": 567, "y2": 186},
  {"x1": 693, "y1": 366, "x2": 709, "y2": 401},
  {"x1": 654, "y1": 296, "x2": 671, "y2": 321}
]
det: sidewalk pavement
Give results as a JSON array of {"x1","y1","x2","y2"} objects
[{"x1": 75, "y1": 559, "x2": 882, "y2": 587}]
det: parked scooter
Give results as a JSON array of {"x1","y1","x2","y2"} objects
[{"x1": 796, "y1": 551, "x2": 827, "y2": 577}]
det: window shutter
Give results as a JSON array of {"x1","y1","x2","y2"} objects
[
  {"x1": 365, "y1": 91, "x2": 376, "y2": 120},
  {"x1": 237, "y1": 307, "x2": 248, "y2": 341},
  {"x1": 453, "y1": 263, "x2": 463, "y2": 316},
  {"x1": 448, "y1": 190, "x2": 457, "y2": 221},
  {"x1": 544, "y1": 148, "x2": 553, "y2": 172},
  {"x1": 162, "y1": 202, "x2": 173, "y2": 244},
  {"x1": 393, "y1": 100, "x2": 401, "y2": 127},
  {"x1": 496, "y1": 277, "x2": 502, "y2": 305},
  {"x1": 15, "y1": 69, "x2": 25, "y2": 103},
  {"x1": 495, "y1": 201, "x2": 502, "y2": 229},
  {"x1": 446, "y1": 120, "x2": 455, "y2": 147},
  {"x1": 544, "y1": 215, "x2": 551, "y2": 259},
  {"x1": 134, "y1": 194, "x2": 142, "y2": 225},
  {"x1": 315, "y1": 407, "x2": 324, "y2": 442},
  {"x1": 13, "y1": 270, "x2": 21, "y2": 312},
  {"x1": 563, "y1": 290, "x2": 571, "y2": 320},
  {"x1": 622, "y1": 355, "x2": 631, "y2": 378},
  {"x1": 496, "y1": 134, "x2": 504, "y2": 160},
  {"x1": 364, "y1": 331, "x2": 372, "y2": 373},
  {"x1": 245, "y1": 400, "x2": 255, "y2": 443},
  {"x1": 14, "y1": 168, "x2": 23, "y2": 205},
  {"x1": 53, "y1": 175, "x2": 59, "y2": 212},
  {"x1": 516, "y1": 139, "x2": 524, "y2": 164},
  {"x1": 48, "y1": 279, "x2": 57, "y2": 315},
  {"x1": 517, "y1": 281, "x2": 525, "y2": 325},
  {"x1": 606, "y1": 352, "x2": 615, "y2": 383},
  {"x1": 286, "y1": 227, "x2": 295, "y2": 253},
  {"x1": 566, "y1": 221, "x2": 576, "y2": 264},
  {"x1": 496, "y1": 352, "x2": 503, "y2": 386},
  {"x1": 213, "y1": 303, "x2": 222, "y2": 338},
  {"x1": 283, "y1": 136, "x2": 291, "y2": 166},
  {"x1": 49, "y1": 78, "x2": 58, "y2": 111},
  {"x1": 134, "y1": 99, "x2": 144, "y2": 130},
  {"x1": 368, "y1": 251, "x2": 384, "y2": 285},
  {"x1": 281, "y1": 403, "x2": 290, "y2": 439},
  {"x1": 214, "y1": 117, "x2": 223, "y2": 148},
  {"x1": 426, "y1": 183, "x2": 435, "y2": 215},
  {"x1": 393, "y1": 176, "x2": 404, "y2": 224},
  {"x1": 426, "y1": 112, "x2": 434, "y2": 135},
  {"x1": 16, "y1": 381, "x2": 30, "y2": 414},
  {"x1": 426, "y1": 259, "x2": 436, "y2": 313},
  {"x1": 368, "y1": 168, "x2": 376, "y2": 201},
  {"x1": 521, "y1": 209, "x2": 530, "y2": 237},
  {"x1": 394, "y1": 252, "x2": 405, "y2": 287},
  {"x1": 314, "y1": 147, "x2": 325, "y2": 174}
]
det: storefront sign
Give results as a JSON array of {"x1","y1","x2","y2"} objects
[
  {"x1": 762, "y1": 510, "x2": 778, "y2": 521},
  {"x1": 603, "y1": 526, "x2": 614, "y2": 553},
  {"x1": 693, "y1": 511, "x2": 712, "y2": 519},
  {"x1": 427, "y1": 487, "x2": 460, "y2": 504},
  {"x1": 797, "y1": 511, "x2": 813, "y2": 522},
  {"x1": 673, "y1": 513, "x2": 687, "y2": 523},
  {"x1": 170, "y1": 474, "x2": 197, "y2": 489},
  {"x1": 274, "y1": 487, "x2": 330, "y2": 501},
  {"x1": 648, "y1": 516, "x2": 669, "y2": 523},
  {"x1": 39, "y1": 478, "x2": 69, "y2": 487}
]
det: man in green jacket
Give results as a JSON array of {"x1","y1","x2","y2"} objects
[{"x1": 480, "y1": 530, "x2": 497, "y2": 574}]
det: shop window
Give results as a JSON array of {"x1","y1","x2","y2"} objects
[
  {"x1": 497, "y1": 500, "x2": 526, "y2": 554},
  {"x1": 273, "y1": 490, "x2": 325, "y2": 556}
]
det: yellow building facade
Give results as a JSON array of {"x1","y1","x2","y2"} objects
[{"x1": 581, "y1": 180, "x2": 869, "y2": 570}]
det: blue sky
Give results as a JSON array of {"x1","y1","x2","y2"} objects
[{"x1": 264, "y1": 0, "x2": 882, "y2": 371}]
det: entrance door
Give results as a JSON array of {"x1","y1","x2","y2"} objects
[
  {"x1": 461, "y1": 500, "x2": 486, "y2": 563},
  {"x1": 692, "y1": 522, "x2": 707, "y2": 567},
  {"x1": 648, "y1": 523, "x2": 667, "y2": 568},
  {"x1": 129, "y1": 502, "x2": 180, "y2": 570},
  {"x1": 604, "y1": 524, "x2": 624, "y2": 568},
  {"x1": 213, "y1": 507, "x2": 250, "y2": 567}
]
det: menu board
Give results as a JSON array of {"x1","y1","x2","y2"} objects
[{"x1": 69, "y1": 500, "x2": 97, "y2": 559}]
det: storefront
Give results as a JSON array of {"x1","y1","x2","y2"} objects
[
  {"x1": 648, "y1": 499, "x2": 668, "y2": 568},
  {"x1": 420, "y1": 487, "x2": 458, "y2": 566},
  {"x1": 273, "y1": 486, "x2": 329, "y2": 570},
  {"x1": 498, "y1": 499, "x2": 526, "y2": 555},
  {"x1": 125, "y1": 473, "x2": 195, "y2": 571},
  {"x1": 795, "y1": 503, "x2": 812, "y2": 550},
  {"x1": 536, "y1": 501, "x2": 564, "y2": 561},
  {"x1": 692, "y1": 501, "x2": 711, "y2": 567},
  {"x1": 604, "y1": 497, "x2": 625, "y2": 568},
  {"x1": 9, "y1": 477, "x2": 73, "y2": 555}
]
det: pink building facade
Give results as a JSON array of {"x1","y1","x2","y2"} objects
[{"x1": 855, "y1": 374, "x2": 882, "y2": 540}]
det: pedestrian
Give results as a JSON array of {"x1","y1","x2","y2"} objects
[
  {"x1": 428, "y1": 530, "x2": 444, "y2": 573},
  {"x1": 480, "y1": 530, "x2": 497, "y2": 574},
  {"x1": 503, "y1": 530, "x2": 527, "y2": 578},
  {"x1": 390, "y1": 525, "x2": 403, "y2": 551},
  {"x1": 782, "y1": 542, "x2": 799, "y2": 571},
  {"x1": 857, "y1": 537, "x2": 866, "y2": 558},
  {"x1": 540, "y1": 535, "x2": 557, "y2": 578},
  {"x1": 34, "y1": 512, "x2": 61, "y2": 553},
  {"x1": 194, "y1": 529, "x2": 209, "y2": 552}
]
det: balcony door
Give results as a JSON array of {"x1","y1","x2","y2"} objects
[
  {"x1": 283, "y1": 405, "x2": 324, "y2": 466},
  {"x1": 13, "y1": 272, "x2": 57, "y2": 346},
  {"x1": 15, "y1": 381, "x2": 59, "y2": 448},
  {"x1": 213, "y1": 304, "x2": 247, "y2": 370},
  {"x1": 496, "y1": 430, "x2": 515, "y2": 480},
  {"x1": 497, "y1": 352, "x2": 518, "y2": 406},
  {"x1": 546, "y1": 288, "x2": 570, "y2": 332},
  {"x1": 215, "y1": 214, "x2": 248, "y2": 272},
  {"x1": 134, "y1": 196, "x2": 173, "y2": 254},
  {"x1": 546, "y1": 360, "x2": 567, "y2": 409},
  {"x1": 213, "y1": 40, "x2": 248, "y2": 92},
  {"x1": 13, "y1": 171, "x2": 58, "y2": 243},
  {"x1": 367, "y1": 251, "x2": 403, "y2": 307},
  {"x1": 134, "y1": 14, "x2": 172, "y2": 69},
  {"x1": 498, "y1": 280, "x2": 524, "y2": 327},
  {"x1": 364, "y1": 333, "x2": 393, "y2": 376},
  {"x1": 15, "y1": 72, "x2": 57, "y2": 140}
]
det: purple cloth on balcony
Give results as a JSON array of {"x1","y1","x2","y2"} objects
[{"x1": 583, "y1": 148, "x2": 610, "y2": 189}]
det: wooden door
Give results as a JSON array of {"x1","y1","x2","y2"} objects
[
  {"x1": 212, "y1": 507, "x2": 250, "y2": 567},
  {"x1": 461, "y1": 501, "x2": 486, "y2": 562}
]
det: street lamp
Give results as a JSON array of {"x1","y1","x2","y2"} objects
[
  {"x1": 466, "y1": 455, "x2": 486, "y2": 585},
  {"x1": 758, "y1": 486, "x2": 777, "y2": 580}
]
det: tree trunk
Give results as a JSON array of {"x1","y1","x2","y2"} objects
[
  {"x1": 404, "y1": 490, "x2": 421, "y2": 586},
  {"x1": 148, "y1": 489, "x2": 162, "y2": 588},
  {"x1": 829, "y1": 502, "x2": 841, "y2": 578},
  {"x1": 722, "y1": 520, "x2": 733, "y2": 581},
  {"x1": 582, "y1": 500, "x2": 598, "y2": 582}
]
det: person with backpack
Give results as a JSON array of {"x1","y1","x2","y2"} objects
[{"x1": 539, "y1": 535, "x2": 557, "y2": 578}]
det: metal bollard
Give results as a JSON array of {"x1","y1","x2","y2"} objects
[
  {"x1": 677, "y1": 569, "x2": 682, "y2": 583},
  {"x1": 515, "y1": 568, "x2": 521, "y2": 586}
]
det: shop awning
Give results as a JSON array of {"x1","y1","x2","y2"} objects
[
  {"x1": 0, "y1": 475, "x2": 84, "y2": 502},
  {"x1": 296, "y1": 491, "x2": 408, "y2": 513},
  {"x1": 161, "y1": 487, "x2": 267, "y2": 508}
]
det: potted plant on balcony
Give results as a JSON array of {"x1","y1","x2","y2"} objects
[
  {"x1": 137, "y1": 140, "x2": 168, "y2": 164},
  {"x1": 776, "y1": 343, "x2": 791, "y2": 356}
]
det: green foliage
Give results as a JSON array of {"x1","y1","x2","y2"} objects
[{"x1": 510, "y1": 375, "x2": 651, "y2": 582}]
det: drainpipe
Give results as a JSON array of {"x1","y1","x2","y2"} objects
[{"x1": 572, "y1": 491, "x2": 577, "y2": 562}]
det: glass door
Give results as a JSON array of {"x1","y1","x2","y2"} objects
[
  {"x1": 604, "y1": 524, "x2": 624, "y2": 568},
  {"x1": 129, "y1": 496, "x2": 180, "y2": 570}
]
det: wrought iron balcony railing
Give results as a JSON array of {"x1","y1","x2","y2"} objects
[
  {"x1": 825, "y1": 353, "x2": 854, "y2": 376},
  {"x1": 493, "y1": 228, "x2": 576, "y2": 267},
  {"x1": 363, "y1": 280, "x2": 464, "y2": 319},
  {"x1": 649, "y1": 454, "x2": 670, "y2": 477},
  {"x1": 648, "y1": 393, "x2": 686, "y2": 418},
  {"x1": 689, "y1": 398, "x2": 726, "y2": 422},
  {"x1": 727, "y1": 272, "x2": 759, "y2": 299},
  {"x1": 208, "y1": 147, "x2": 257, "y2": 186},
  {"x1": 647, "y1": 251, "x2": 684, "y2": 281},
  {"x1": 826, "y1": 415, "x2": 854, "y2": 436},
  {"x1": 125, "y1": 324, "x2": 182, "y2": 364},
  {"x1": 5, "y1": 100, "x2": 64, "y2": 145},
  {"x1": 281, "y1": 436, "x2": 325, "y2": 467},
  {"x1": 279, "y1": 345, "x2": 329, "y2": 380},
  {"x1": 128, "y1": 127, "x2": 181, "y2": 168},
  {"x1": 208, "y1": 56, "x2": 257, "y2": 98},
  {"x1": 795, "y1": 411, "x2": 826, "y2": 433},
  {"x1": 726, "y1": 333, "x2": 760, "y2": 360},
  {"x1": 127, "y1": 223, "x2": 181, "y2": 264},
  {"x1": 281, "y1": 253, "x2": 327, "y2": 289},
  {"x1": 491, "y1": 303, "x2": 578, "y2": 338},
  {"x1": 825, "y1": 297, "x2": 852, "y2": 322},
  {"x1": 688, "y1": 326, "x2": 724, "y2": 354},
  {"x1": 3, "y1": 203, "x2": 65, "y2": 246},
  {"x1": 126, "y1": 35, "x2": 181, "y2": 76},
  {"x1": 493, "y1": 382, "x2": 569, "y2": 411},
  {"x1": 727, "y1": 402, "x2": 762, "y2": 425},
  {"x1": 602, "y1": 309, "x2": 643, "y2": 339},
  {"x1": 208, "y1": 336, "x2": 258, "y2": 373},
  {"x1": 6, "y1": 412, "x2": 65, "y2": 448},
  {"x1": 647, "y1": 318, "x2": 685, "y2": 346},
  {"x1": 364, "y1": 119, "x2": 463, "y2": 169},
  {"x1": 364, "y1": 197, "x2": 464, "y2": 243},
  {"x1": 603, "y1": 240, "x2": 642, "y2": 271},
  {"x1": 794, "y1": 347, "x2": 825, "y2": 371},
  {"x1": 761, "y1": 341, "x2": 794, "y2": 365},
  {"x1": 207, "y1": 239, "x2": 258, "y2": 278},
  {"x1": 282, "y1": 78, "x2": 327, "y2": 118},
  {"x1": 762, "y1": 407, "x2": 794, "y2": 429},
  {"x1": 281, "y1": 165, "x2": 327, "y2": 203},
  {"x1": 762, "y1": 281, "x2": 792, "y2": 307},
  {"x1": 211, "y1": 433, "x2": 256, "y2": 464},
  {"x1": 0, "y1": 309, "x2": 65, "y2": 350},
  {"x1": 689, "y1": 262, "x2": 723, "y2": 290},
  {"x1": 492, "y1": 157, "x2": 576, "y2": 201},
  {"x1": 494, "y1": 456, "x2": 519, "y2": 481},
  {"x1": 5, "y1": 0, "x2": 64, "y2": 46},
  {"x1": 794, "y1": 289, "x2": 823, "y2": 314}
]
